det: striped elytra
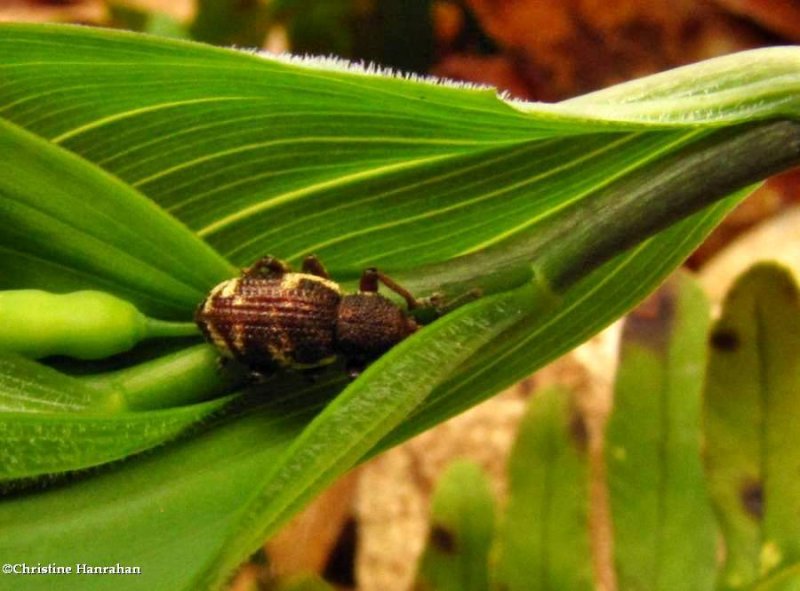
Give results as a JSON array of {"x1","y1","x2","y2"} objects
[
  {"x1": 196, "y1": 273, "x2": 342, "y2": 371},
  {"x1": 195, "y1": 256, "x2": 419, "y2": 375}
]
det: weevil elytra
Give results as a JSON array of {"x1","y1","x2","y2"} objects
[{"x1": 195, "y1": 255, "x2": 420, "y2": 377}]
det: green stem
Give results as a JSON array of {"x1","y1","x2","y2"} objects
[
  {"x1": 538, "y1": 120, "x2": 800, "y2": 292},
  {"x1": 392, "y1": 120, "x2": 800, "y2": 303},
  {"x1": 144, "y1": 318, "x2": 201, "y2": 339},
  {"x1": 80, "y1": 344, "x2": 246, "y2": 411}
]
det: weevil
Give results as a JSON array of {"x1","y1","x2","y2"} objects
[{"x1": 195, "y1": 255, "x2": 420, "y2": 377}]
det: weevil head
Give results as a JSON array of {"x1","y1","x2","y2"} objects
[{"x1": 335, "y1": 292, "x2": 417, "y2": 364}]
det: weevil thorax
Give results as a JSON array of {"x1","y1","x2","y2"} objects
[
  {"x1": 335, "y1": 292, "x2": 417, "y2": 363},
  {"x1": 195, "y1": 272, "x2": 342, "y2": 371}
]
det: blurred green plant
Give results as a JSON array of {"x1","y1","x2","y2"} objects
[
  {"x1": 415, "y1": 460, "x2": 496, "y2": 591},
  {"x1": 190, "y1": 0, "x2": 271, "y2": 47},
  {"x1": 705, "y1": 265, "x2": 800, "y2": 590},
  {"x1": 108, "y1": 0, "x2": 436, "y2": 73},
  {"x1": 2, "y1": 23, "x2": 800, "y2": 590},
  {"x1": 605, "y1": 272, "x2": 717, "y2": 591},
  {"x1": 107, "y1": 2, "x2": 190, "y2": 40},
  {"x1": 415, "y1": 264, "x2": 800, "y2": 590}
]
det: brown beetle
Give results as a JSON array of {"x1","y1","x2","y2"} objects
[{"x1": 195, "y1": 255, "x2": 419, "y2": 377}]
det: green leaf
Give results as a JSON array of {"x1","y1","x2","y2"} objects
[
  {"x1": 492, "y1": 386, "x2": 593, "y2": 591},
  {"x1": 704, "y1": 264, "x2": 800, "y2": 589},
  {"x1": 0, "y1": 284, "x2": 530, "y2": 590},
  {"x1": 605, "y1": 272, "x2": 717, "y2": 591},
  {"x1": 413, "y1": 460, "x2": 495, "y2": 591},
  {"x1": 0, "y1": 388, "x2": 316, "y2": 590},
  {"x1": 1, "y1": 25, "x2": 799, "y2": 278},
  {"x1": 0, "y1": 115, "x2": 233, "y2": 319},
  {"x1": 0, "y1": 350, "x2": 232, "y2": 482},
  {"x1": 0, "y1": 353, "x2": 120, "y2": 415},
  {"x1": 194, "y1": 283, "x2": 535, "y2": 588},
  {"x1": 2, "y1": 400, "x2": 229, "y2": 483},
  {"x1": 374, "y1": 201, "x2": 741, "y2": 454}
]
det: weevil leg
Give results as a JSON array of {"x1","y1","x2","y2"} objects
[
  {"x1": 360, "y1": 268, "x2": 420, "y2": 310},
  {"x1": 359, "y1": 268, "x2": 379, "y2": 293},
  {"x1": 242, "y1": 256, "x2": 291, "y2": 279},
  {"x1": 301, "y1": 255, "x2": 331, "y2": 279}
]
